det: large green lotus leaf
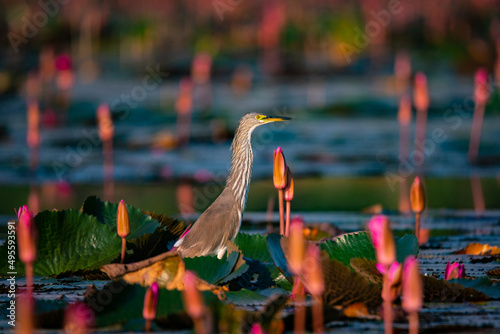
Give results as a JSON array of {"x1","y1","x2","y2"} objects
[
  {"x1": 449, "y1": 277, "x2": 500, "y2": 299},
  {"x1": 233, "y1": 233, "x2": 273, "y2": 264},
  {"x1": 0, "y1": 197, "x2": 164, "y2": 276},
  {"x1": 184, "y1": 251, "x2": 247, "y2": 285},
  {"x1": 88, "y1": 280, "x2": 218, "y2": 328},
  {"x1": 320, "y1": 232, "x2": 419, "y2": 268}
]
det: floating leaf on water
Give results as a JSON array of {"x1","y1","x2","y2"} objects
[
  {"x1": 422, "y1": 275, "x2": 489, "y2": 302},
  {"x1": 349, "y1": 258, "x2": 381, "y2": 284},
  {"x1": 487, "y1": 268, "x2": 500, "y2": 278},
  {"x1": 234, "y1": 233, "x2": 273, "y2": 264},
  {"x1": 455, "y1": 243, "x2": 500, "y2": 256},
  {"x1": 448, "y1": 277, "x2": 500, "y2": 299}
]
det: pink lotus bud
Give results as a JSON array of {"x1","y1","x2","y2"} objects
[
  {"x1": 117, "y1": 200, "x2": 130, "y2": 238},
  {"x1": 143, "y1": 282, "x2": 159, "y2": 321},
  {"x1": 288, "y1": 218, "x2": 305, "y2": 274},
  {"x1": 474, "y1": 68, "x2": 490, "y2": 106},
  {"x1": 377, "y1": 262, "x2": 403, "y2": 301},
  {"x1": 413, "y1": 72, "x2": 429, "y2": 111},
  {"x1": 402, "y1": 256, "x2": 423, "y2": 314},
  {"x1": 17, "y1": 205, "x2": 37, "y2": 264},
  {"x1": 284, "y1": 166, "x2": 294, "y2": 201},
  {"x1": 444, "y1": 262, "x2": 465, "y2": 280},
  {"x1": 410, "y1": 177, "x2": 426, "y2": 214},
  {"x1": 368, "y1": 215, "x2": 396, "y2": 267},
  {"x1": 97, "y1": 104, "x2": 114, "y2": 142},
  {"x1": 250, "y1": 323, "x2": 265, "y2": 334},
  {"x1": 64, "y1": 302, "x2": 94, "y2": 333},
  {"x1": 273, "y1": 147, "x2": 287, "y2": 190},
  {"x1": 182, "y1": 271, "x2": 205, "y2": 320},
  {"x1": 303, "y1": 244, "x2": 324, "y2": 297}
]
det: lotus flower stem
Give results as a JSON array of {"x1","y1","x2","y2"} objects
[
  {"x1": 285, "y1": 201, "x2": 291, "y2": 237},
  {"x1": 413, "y1": 72, "x2": 429, "y2": 168},
  {"x1": 414, "y1": 212, "x2": 421, "y2": 241},
  {"x1": 17, "y1": 206, "x2": 37, "y2": 294},
  {"x1": 97, "y1": 104, "x2": 114, "y2": 201},
  {"x1": 312, "y1": 296, "x2": 324, "y2": 334},
  {"x1": 278, "y1": 190, "x2": 285, "y2": 235},
  {"x1": 284, "y1": 166, "x2": 294, "y2": 237},
  {"x1": 410, "y1": 177, "x2": 426, "y2": 243},
  {"x1": 293, "y1": 278, "x2": 306, "y2": 334},
  {"x1": 468, "y1": 69, "x2": 490, "y2": 163},
  {"x1": 25, "y1": 263, "x2": 33, "y2": 295},
  {"x1": 183, "y1": 271, "x2": 208, "y2": 334},
  {"x1": 408, "y1": 312, "x2": 418, "y2": 334},
  {"x1": 382, "y1": 269, "x2": 393, "y2": 334}
]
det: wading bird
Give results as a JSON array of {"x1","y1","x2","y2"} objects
[{"x1": 175, "y1": 113, "x2": 290, "y2": 258}]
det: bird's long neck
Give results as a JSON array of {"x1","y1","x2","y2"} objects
[{"x1": 226, "y1": 124, "x2": 256, "y2": 212}]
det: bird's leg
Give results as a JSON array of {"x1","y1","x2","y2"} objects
[{"x1": 279, "y1": 189, "x2": 285, "y2": 235}]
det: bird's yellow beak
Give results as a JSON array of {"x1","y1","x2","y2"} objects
[{"x1": 258, "y1": 115, "x2": 292, "y2": 123}]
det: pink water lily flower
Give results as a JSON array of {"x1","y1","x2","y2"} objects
[{"x1": 444, "y1": 262, "x2": 465, "y2": 280}]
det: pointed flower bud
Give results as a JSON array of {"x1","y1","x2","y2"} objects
[
  {"x1": 17, "y1": 205, "x2": 37, "y2": 264},
  {"x1": 288, "y1": 217, "x2": 305, "y2": 274},
  {"x1": 402, "y1": 256, "x2": 423, "y2": 314},
  {"x1": 444, "y1": 262, "x2": 465, "y2": 280},
  {"x1": 474, "y1": 68, "x2": 490, "y2": 106},
  {"x1": 303, "y1": 244, "x2": 324, "y2": 297},
  {"x1": 368, "y1": 215, "x2": 396, "y2": 267},
  {"x1": 273, "y1": 147, "x2": 287, "y2": 190},
  {"x1": 410, "y1": 177, "x2": 426, "y2": 214},
  {"x1": 413, "y1": 72, "x2": 429, "y2": 111},
  {"x1": 377, "y1": 262, "x2": 403, "y2": 301},
  {"x1": 284, "y1": 167, "x2": 294, "y2": 201},
  {"x1": 182, "y1": 271, "x2": 205, "y2": 320},
  {"x1": 117, "y1": 200, "x2": 130, "y2": 238},
  {"x1": 143, "y1": 282, "x2": 159, "y2": 321}
]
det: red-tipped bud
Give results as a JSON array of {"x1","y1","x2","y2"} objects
[
  {"x1": 182, "y1": 271, "x2": 205, "y2": 320},
  {"x1": 64, "y1": 302, "x2": 94, "y2": 334},
  {"x1": 444, "y1": 262, "x2": 465, "y2": 280},
  {"x1": 284, "y1": 167, "x2": 294, "y2": 201},
  {"x1": 410, "y1": 177, "x2": 426, "y2": 214},
  {"x1": 368, "y1": 215, "x2": 396, "y2": 267},
  {"x1": 143, "y1": 282, "x2": 159, "y2": 321},
  {"x1": 413, "y1": 72, "x2": 429, "y2": 111},
  {"x1": 289, "y1": 218, "x2": 305, "y2": 274},
  {"x1": 273, "y1": 147, "x2": 287, "y2": 190},
  {"x1": 117, "y1": 200, "x2": 130, "y2": 238},
  {"x1": 250, "y1": 323, "x2": 265, "y2": 334},
  {"x1": 474, "y1": 68, "x2": 490, "y2": 106},
  {"x1": 27, "y1": 101, "x2": 40, "y2": 149},
  {"x1": 397, "y1": 94, "x2": 412, "y2": 126},
  {"x1": 303, "y1": 244, "x2": 324, "y2": 297},
  {"x1": 97, "y1": 104, "x2": 114, "y2": 142},
  {"x1": 402, "y1": 256, "x2": 423, "y2": 313},
  {"x1": 377, "y1": 262, "x2": 403, "y2": 301},
  {"x1": 17, "y1": 205, "x2": 37, "y2": 264}
]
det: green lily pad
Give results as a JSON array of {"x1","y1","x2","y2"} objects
[
  {"x1": 320, "y1": 232, "x2": 419, "y2": 268},
  {"x1": 234, "y1": 233, "x2": 273, "y2": 264},
  {"x1": 184, "y1": 251, "x2": 248, "y2": 285},
  {"x1": 0, "y1": 197, "x2": 174, "y2": 276},
  {"x1": 266, "y1": 233, "x2": 292, "y2": 278},
  {"x1": 449, "y1": 277, "x2": 500, "y2": 299}
]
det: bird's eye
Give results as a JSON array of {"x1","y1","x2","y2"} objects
[{"x1": 255, "y1": 115, "x2": 265, "y2": 122}]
